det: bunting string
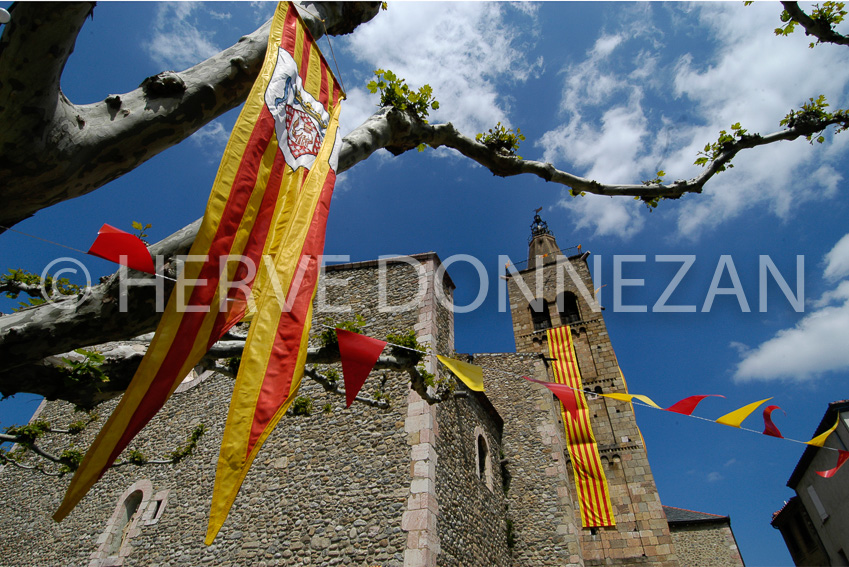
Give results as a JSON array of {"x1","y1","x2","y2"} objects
[
  {"x1": 318, "y1": 326, "x2": 849, "y2": 482},
  {"x1": 4, "y1": 220, "x2": 844, "y2": 478}
]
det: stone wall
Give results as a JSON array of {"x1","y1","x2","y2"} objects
[
  {"x1": 475, "y1": 352, "x2": 584, "y2": 566},
  {"x1": 0, "y1": 256, "x2": 449, "y2": 567},
  {"x1": 433, "y1": 383, "x2": 510, "y2": 566},
  {"x1": 669, "y1": 523, "x2": 745, "y2": 567}
]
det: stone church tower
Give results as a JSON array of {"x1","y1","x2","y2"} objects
[
  {"x1": 499, "y1": 213, "x2": 679, "y2": 565},
  {"x1": 0, "y1": 218, "x2": 744, "y2": 567}
]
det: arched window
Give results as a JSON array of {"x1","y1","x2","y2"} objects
[
  {"x1": 107, "y1": 490, "x2": 144, "y2": 558},
  {"x1": 90, "y1": 480, "x2": 168, "y2": 566},
  {"x1": 473, "y1": 426, "x2": 493, "y2": 491},
  {"x1": 557, "y1": 291, "x2": 581, "y2": 324},
  {"x1": 529, "y1": 298, "x2": 551, "y2": 331},
  {"x1": 477, "y1": 435, "x2": 489, "y2": 479}
]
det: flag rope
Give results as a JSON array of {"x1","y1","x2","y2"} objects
[{"x1": 319, "y1": 326, "x2": 843, "y2": 456}]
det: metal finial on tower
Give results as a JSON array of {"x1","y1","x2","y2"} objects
[{"x1": 529, "y1": 209, "x2": 554, "y2": 244}]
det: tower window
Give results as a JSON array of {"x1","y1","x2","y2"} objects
[
  {"x1": 558, "y1": 291, "x2": 581, "y2": 324},
  {"x1": 529, "y1": 298, "x2": 551, "y2": 331}
]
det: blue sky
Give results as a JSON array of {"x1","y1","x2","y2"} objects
[{"x1": 3, "y1": 2, "x2": 849, "y2": 565}]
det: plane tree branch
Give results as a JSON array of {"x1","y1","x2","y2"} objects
[
  {"x1": 4, "y1": 101, "x2": 848, "y2": 385},
  {"x1": 779, "y1": 1, "x2": 849, "y2": 47},
  {"x1": 0, "y1": 1, "x2": 381, "y2": 231}
]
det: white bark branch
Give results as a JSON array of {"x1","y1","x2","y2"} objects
[
  {"x1": 0, "y1": 2, "x2": 381, "y2": 230},
  {"x1": 780, "y1": 1, "x2": 849, "y2": 46}
]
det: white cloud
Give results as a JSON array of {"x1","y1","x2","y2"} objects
[
  {"x1": 538, "y1": 2, "x2": 849, "y2": 239},
  {"x1": 824, "y1": 233, "x2": 849, "y2": 281},
  {"x1": 668, "y1": 3, "x2": 849, "y2": 238},
  {"x1": 707, "y1": 471, "x2": 723, "y2": 483},
  {"x1": 146, "y1": 3, "x2": 222, "y2": 70},
  {"x1": 734, "y1": 233, "x2": 849, "y2": 382},
  {"x1": 339, "y1": 3, "x2": 542, "y2": 137},
  {"x1": 190, "y1": 120, "x2": 230, "y2": 156}
]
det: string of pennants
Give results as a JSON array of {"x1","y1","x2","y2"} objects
[
  {"x1": 332, "y1": 324, "x2": 849, "y2": 479},
  {"x1": 8, "y1": 221, "x2": 849, "y2": 479}
]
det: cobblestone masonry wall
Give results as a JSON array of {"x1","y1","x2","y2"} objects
[
  {"x1": 0, "y1": 258, "x2": 440, "y2": 567},
  {"x1": 433, "y1": 383, "x2": 510, "y2": 567},
  {"x1": 669, "y1": 523, "x2": 745, "y2": 567},
  {"x1": 475, "y1": 352, "x2": 584, "y2": 566},
  {"x1": 0, "y1": 250, "x2": 740, "y2": 567}
]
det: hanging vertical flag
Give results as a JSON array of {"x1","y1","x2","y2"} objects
[
  {"x1": 436, "y1": 355, "x2": 485, "y2": 392},
  {"x1": 54, "y1": 1, "x2": 343, "y2": 525},
  {"x1": 337, "y1": 329, "x2": 387, "y2": 407},
  {"x1": 87, "y1": 224, "x2": 155, "y2": 274},
  {"x1": 206, "y1": 2, "x2": 343, "y2": 543},
  {"x1": 547, "y1": 325, "x2": 615, "y2": 528}
]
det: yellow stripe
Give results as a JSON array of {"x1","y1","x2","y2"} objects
[
  {"x1": 293, "y1": 20, "x2": 305, "y2": 78},
  {"x1": 305, "y1": 38, "x2": 322, "y2": 99}
]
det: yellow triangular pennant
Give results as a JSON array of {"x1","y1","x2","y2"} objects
[
  {"x1": 436, "y1": 355, "x2": 484, "y2": 392},
  {"x1": 806, "y1": 415, "x2": 840, "y2": 447},
  {"x1": 715, "y1": 398, "x2": 772, "y2": 428}
]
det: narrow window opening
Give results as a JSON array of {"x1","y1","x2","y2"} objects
[
  {"x1": 558, "y1": 292, "x2": 581, "y2": 324},
  {"x1": 477, "y1": 434, "x2": 488, "y2": 479},
  {"x1": 807, "y1": 485, "x2": 829, "y2": 521},
  {"x1": 529, "y1": 298, "x2": 551, "y2": 331},
  {"x1": 107, "y1": 490, "x2": 143, "y2": 558}
]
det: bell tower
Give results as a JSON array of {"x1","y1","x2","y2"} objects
[{"x1": 505, "y1": 213, "x2": 680, "y2": 566}]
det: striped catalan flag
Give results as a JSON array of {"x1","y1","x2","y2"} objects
[
  {"x1": 54, "y1": 1, "x2": 343, "y2": 525},
  {"x1": 205, "y1": 2, "x2": 343, "y2": 543},
  {"x1": 547, "y1": 325, "x2": 616, "y2": 528}
]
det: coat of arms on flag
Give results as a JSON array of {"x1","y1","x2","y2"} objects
[{"x1": 264, "y1": 48, "x2": 340, "y2": 171}]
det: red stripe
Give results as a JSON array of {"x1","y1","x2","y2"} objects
[
  {"x1": 206, "y1": 149, "x2": 289, "y2": 348},
  {"x1": 280, "y1": 4, "x2": 299, "y2": 57},
  {"x1": 318, "y1": 60, "x2": 330, "y2": 107},
  {"x1": 108, "y1": 111, "x2": 276, "y2": 465},
  {"x1": 246, "y1": 171, "x2": 336, "y2": 455}
]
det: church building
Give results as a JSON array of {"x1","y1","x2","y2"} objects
[{"x1": 0, "y1": 216, "x2": 744, "y2": 566}]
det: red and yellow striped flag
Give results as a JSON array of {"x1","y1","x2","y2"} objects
[
  {"x1": 205, "y1": 3, "x2": 343, "y2": 543},
  {"x1": 54, "y1": 1, "x2": 343, "y2": 524},
  {"x1": 547, "y1": 325, "x2": 616, "y2": 528}
]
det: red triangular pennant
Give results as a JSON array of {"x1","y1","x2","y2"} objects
[
  {"x1": 337, "y1": 329, "x2": 387, "y2": 408},
  {"x1": 87, "y1": 224, "x2": 155, "y2": 274},
  {"x1": 523, "y1": 376, "x2": 579, "y2": 420},
  {"x1": 762, "y1": 405, "x2": 785, "y2": 438},
  {"x1": 665, "y1": 394, "x2": 724, "y2": 416},
  {"x1": 817, "y1": 450, "x2": 849, "y2": 479}
]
